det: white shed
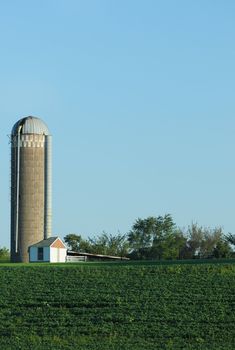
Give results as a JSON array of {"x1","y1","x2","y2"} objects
[{"x1": 29, "y1": 237, "x2": 67, "y2": 263}]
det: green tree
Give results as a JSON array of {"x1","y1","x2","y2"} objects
[
  {"x1": 0, "y1": 247, "x2": 10, "y2": 261},
  {"x1": 160, "y1": 229, "x2": 187, "y2": 260},
  {"x1": 185, "y1": 223, "x2": 204, "y2": 258},
  {"x1": 89, "y1": 232, "x2": 129, "y2": 257},
  {"x1": 200, "y1": 227, "x2": 223, "y2": 258},
  {"x1": 128, "y1": 217, "x2": 155, "y2": 252},
  {"x1": 128, "y1": 214, "x2": 180, "y2": 259},
  {"x1": 64, "y1": 232, "x2": 129, "y2": 256},
  {"x1": 225, "y1": 233, "x2": 235, "y2": 246},
  {"x1": 151, "y1": 214, "x2": 177, "y2": 259},
  {"x1": 64, "y1": 234, "x2": 91, "y2": 252},
  {"x1": 128, "y1": 216, "x2": 156, "y2": 259},
  {"x1": 212, "y1": 239, "x2": 232, "y2": 258},
  {"x1": 184, "y1": 224, "x2": 225, "y2": 259}
]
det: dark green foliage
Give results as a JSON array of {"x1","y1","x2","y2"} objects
[
  {"x1": 212, "y1": 239, "x2": 232, "y2": 258},
  {"x1": 64, "y1": 234, "x2": 85, "y2": 251},
  {"x1": 0, "y1": 247, "x2": 10, "y2": 261},
  {"x1": 128, "y1": 217, "x2": 232, "y2": 260},
  {"x1": 128, "y1": 214, "x2": 171, "y2": 257},
  {"x1": 0, "y1": 261, "x2": 235, "y2": 349},
  {"x1": 64, "y1": 232, "x2": 129, "y2": 257},
  {"x1": 225, "y1": 233, "x2": 235, "y2": 246},
  {"x1": 185, "y1": 224, "x2": 225, "y2": 259},
  {"x1": 128, "y1": 215, "x2": 187, "y2": 260},
  {"x1": 64, "y1": 217, "x2": 234, "y2": 261},
  {"x1": 88, "y1": 232, "x2": 129, "y2": 256}
]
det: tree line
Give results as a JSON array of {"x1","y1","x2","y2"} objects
[
  {"x1": 64, "y1": 214, "x2": 235, "y2": 260},
  {"x1": 0, "y1": 214, "x2": 234, "y2": 261}
]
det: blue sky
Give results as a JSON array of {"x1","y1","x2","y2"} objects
[{"x1": 0, "y1": 1, "x2": 235, "y2": 248}]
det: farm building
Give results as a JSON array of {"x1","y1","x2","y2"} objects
[
  {"x1": 29, "y1": 237, "x2": 67, "y2": 263},
  {"x1": 67, "y1": 251, "x2": 130, "y2": 262}
]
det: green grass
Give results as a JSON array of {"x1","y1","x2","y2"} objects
[
  {"x1": 0, "y1": 259, "x2": 10, "y2": 264},
  {"x1": 0, "y1": 260, "x2": 235, "y2": 349},
  {"x1": 1, "y1": 257, "x2": 235, "y2": 267}
]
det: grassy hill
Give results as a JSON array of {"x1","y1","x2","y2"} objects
[{"x1": 0, "y1": 260, "x2": 235, "y2": 349}]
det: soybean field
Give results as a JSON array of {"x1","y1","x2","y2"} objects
[{"x1": 0, "y1": 260, "x2": 235, "y2": 349}]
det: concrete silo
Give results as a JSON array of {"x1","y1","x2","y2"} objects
[{"x1": 10, "y1": 116, "x2": 52, "y2": 262}]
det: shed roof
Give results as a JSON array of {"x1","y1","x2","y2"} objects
[
  {"x1": 29, "y1": 237, "x2": 66, "y2": 248},
  {"x1": 68, "y1": 251, "x2": 130, "y2": 260}
]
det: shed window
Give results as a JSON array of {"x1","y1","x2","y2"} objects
[{"x1": 38, "y1": 247, "x2": 43, "y2": 261}]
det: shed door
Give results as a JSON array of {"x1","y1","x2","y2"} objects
[{"x1": 57, "y1": 248, "x2": 60, "y2": 262}]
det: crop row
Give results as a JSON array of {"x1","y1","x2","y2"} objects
[{"x1": 0, "y1": 262, "x2": 235, "y2": 349}]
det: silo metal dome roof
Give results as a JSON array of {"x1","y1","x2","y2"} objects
[{"x1": 11, "y1": 116, "x2": 50, "y2": 135}]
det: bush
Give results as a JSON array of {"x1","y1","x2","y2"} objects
[{"x1": 0, "y1": 247, "x2": 10, "y2": 261}]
